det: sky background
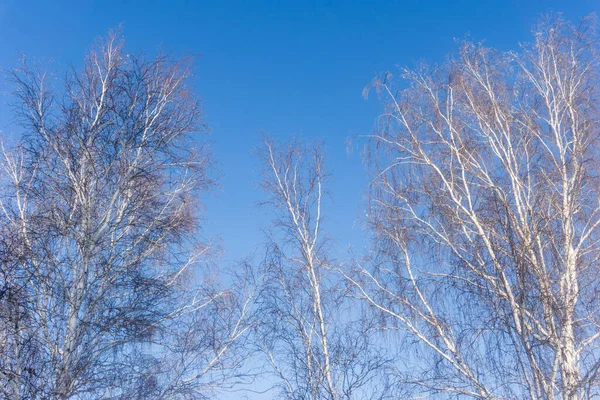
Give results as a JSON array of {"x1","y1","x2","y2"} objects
[
  {"x1": 1, "y1": 0, "x2": 599, "y2": 398},
  {"x1": 1, "y1": 0, "x2": 599, "y2": 265}
]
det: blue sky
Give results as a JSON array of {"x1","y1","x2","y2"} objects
[
  {"x1": 1, "y1": 0, "x2": 598, "y2": 265},
  {"x1": 1, "y1": 1, "x2": 599, "y2": 398}
]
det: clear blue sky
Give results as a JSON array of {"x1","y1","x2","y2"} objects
[
  {"x1": 1, "y1": 2, "x2": 599, "y2": 398},
  {"x1": 1, "y1": 0, "x2": 598, "y2": 265}
]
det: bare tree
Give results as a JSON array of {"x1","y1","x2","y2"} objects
[
  {"x1": 0, "y1": 31, "x2": 257, "y2": 399},
  {"x1": 256, "y1": 139, "x2": 388, "y2": 400},
  {"x1": 347, "y1": 14, "x2": 600, "y2": 399}
]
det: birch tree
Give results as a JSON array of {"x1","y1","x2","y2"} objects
[
  {"x1": 351, "y1": 14, "x2": 600, "y2": 399},
  {"x1": 256, "y1": 139, "x2": 388, "y2": 400},
  {"x1": 0, "y1": 31, "x2": 257, "y2": 399}
]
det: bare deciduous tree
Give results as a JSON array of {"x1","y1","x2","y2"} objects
[
  {"x1": 256, "y1": 139, "x2": 388, "y2": 400},
  {"x1": 0, "y1": 31, "x2": 257, "y2": 399},
  {"x1": 348, "y1": 14, "x2": 600, "y2": 399}
]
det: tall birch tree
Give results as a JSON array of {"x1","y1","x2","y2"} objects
[
  {"x1": 0, "y1": 31, "x2": 257, "y2": 400},
  {"x1": 351, "y1": 14, "x2": 600, "y2": 400}
]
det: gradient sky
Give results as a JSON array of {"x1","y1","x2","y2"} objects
[
  {"x1": 1, "y1": 0, "x2": 599, "y2": 265},
  {"x1": 1, "y1": 0, "x2": 599, "y2": 397}
]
